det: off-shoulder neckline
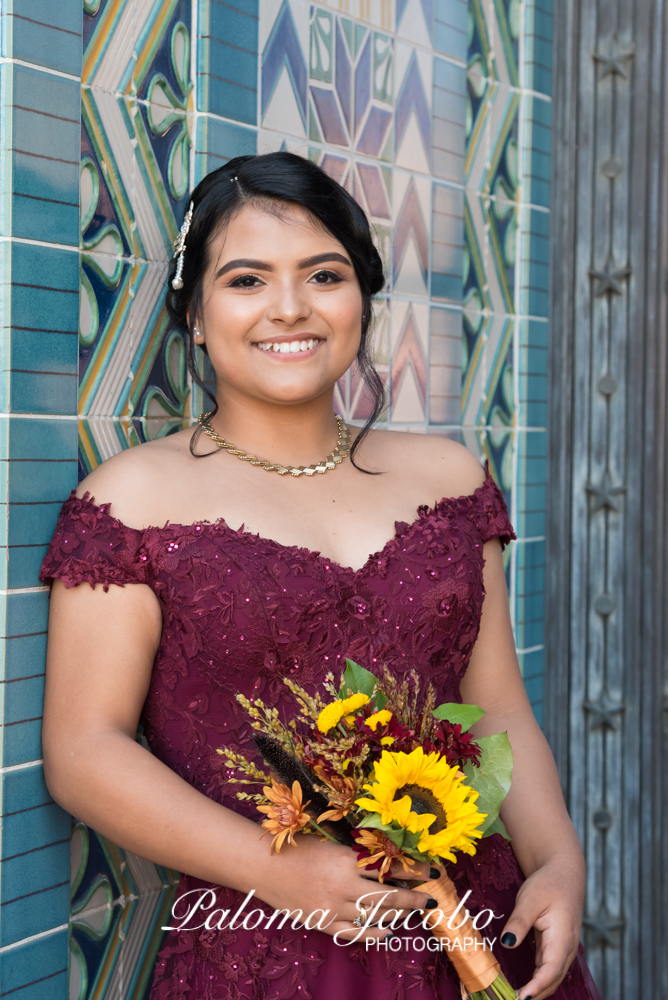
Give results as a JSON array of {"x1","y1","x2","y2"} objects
[{"x1": 66, "y1": 460, "x2": 504, "y2": 577}]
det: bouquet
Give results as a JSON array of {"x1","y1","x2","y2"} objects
[{"x1": 217, "y1": 659, "x2": 517, "y2": 1000}]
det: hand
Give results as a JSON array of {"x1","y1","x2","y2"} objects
[
  {"x1": 251, "y1": 833, "x2": 436, "y2": 944},
  {"x1": 499, "y1": 856, "x2": 585, "y2": 1000}
]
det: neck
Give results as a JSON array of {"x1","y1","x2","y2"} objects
[{"x1": 204, "y1": 390, "x2": 344, "y2": 467}]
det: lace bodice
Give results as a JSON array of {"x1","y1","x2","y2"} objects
[{"x1": 40, "y1": 463, "x2": 601, "y2": 1000}]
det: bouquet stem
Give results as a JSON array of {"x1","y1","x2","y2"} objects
[{"x1": 412, "y1": 870, "x2": 517, "y2": 1000}]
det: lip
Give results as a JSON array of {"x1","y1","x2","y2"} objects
[{"x1": 252, "y1": 336, "x2": 324, "y2": 360}]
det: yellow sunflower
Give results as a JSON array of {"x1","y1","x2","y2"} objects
[
  {"x1": 355, "y1": 746, "x2": 487, "y2": 862},
  {"x1": 317, "y1": 693, "x2": 369, "y2": 734}
]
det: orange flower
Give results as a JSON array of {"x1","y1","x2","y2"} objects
[
  {"x1": 257, "y1": 779, "x2": 311, "y2": 853},
  {"x1": 354, "y1": 829, "x2": 418, "y2": 882},
  {"x1": 316, "y1": 775, "x2": 359, "y2": 823}
]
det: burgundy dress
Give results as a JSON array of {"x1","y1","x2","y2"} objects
[{"x1": 41, "y1": 463, "x2": 601, "y2": 1000}]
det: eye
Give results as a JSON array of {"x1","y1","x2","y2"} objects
[
  {"x1": 229, "y1": 274, "x2": 264, "y2": 288},
  {"x1": 310, "y1": 269, "x2": 343, "y2": 285}
]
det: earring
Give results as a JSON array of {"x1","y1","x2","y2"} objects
[{"x1": 193, "y1": 326, "x2": 203, "y2": 342}]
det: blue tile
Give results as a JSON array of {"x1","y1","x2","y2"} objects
[
  {"x1": 3, "y1": 674, "x2": 45, "y2": 725},
  {"x1": 523, "y1": 674, "x2": 543, "y2": 705},
  {"x1": 195, "y1": 115, "x2": 257, "y2": 180},
  {"x1": 8, "y1": 503, "x2": 64, "y2": 547},
  {"x1": 8, "y1": 461, "x2": 78, "y2": 503},
  {"x1": 208, "y1": 36, "x2": 257, "y2": 89},
  {"x1": 531, "y1": 63, "x2": 553, "y2": 98},
  {"x1": 12, "y1": 63, "x2": 80, "y2": 120},
  {"x1": 4, "y1": 589, "x2": 50, "y2": 638},
  {"x1": 10, "y1": 9, "x2": 82, "y2": 77},
  {"x1": 2, "y1": 715, "x2": 43, "y2": 766},
  {"x1": 10, "y1": 371, "x2": 78, "y2": 414},
  {"x1": 10, "y1": 330, "x2": 78, "y2": 374},
  {"x1": 11, "y1": 192, "x2": 79, "y2": 247},
  {"x1": 433, "y1": 0, "x2": 467, "y2": 60},
  {"x1": 13, "y1": 0, "x2": 82, "y2": 34},
  {"x1": 209, "y1": 1, "x2": 258, "y2": 52},
  {"x1": 529, "y1": 149, "x2": 551, "y2": 181},
  {"x1": 12, "y1": 107, "x2": 79, "y2": 164},
  {"x1": 11, "y1": 240, "x2": 79, "y2": 291},
  {"x1": 1, "y1": 882, "x2": 70, "y2": 948},
  {"x1": 11, "y1": 252, "x2": 80, "y2": 333},
  {"x1": 431, "y1": 272, "x2": 463, "y2": 301},
  {"x1": 5, "y1": 632, "x2": 48, "y2": 681},
  {"x1": 519, "y1": 647, "x2": 544, "y2": 679},
  {"x1": 2, "y1": 800, "x2": 68, "y2": 861},
  {"x1": 1, "y1": 761, "x2": 50, "y2": 813},
  {"x1": 433, "y1": 57, "x2": 466, "y2": 93},
  {"x1": 0, "y1": 838, "x2": 69, "y2": 905},
  {"x1": 0, "y1": 927, "x2": 68, "y2": 991},
  {"x1": 205, "y1": 74, "x2": 257, "y2": 124},
  {"x1": 8, "y1": 417, "x2": 78, "y2": 460}
]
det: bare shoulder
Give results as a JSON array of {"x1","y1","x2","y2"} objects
[
  {"x1": 359, "y1": 428, "x2": 487, "y2": 499},
  {"x1": 75, "y1": 428, "x2": 195, "y2": 516}
]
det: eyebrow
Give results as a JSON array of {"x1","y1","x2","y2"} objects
[{"x1": 214, "y1": 251, "x2": 352, "y2": 280}]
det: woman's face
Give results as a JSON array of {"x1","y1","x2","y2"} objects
[{"x1": 197, "y1": 201, "x2": 364, "y2": 406}]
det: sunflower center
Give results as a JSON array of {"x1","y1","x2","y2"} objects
[{"x1": 396, "y1": 784, "x2": 447, "y2": 832}]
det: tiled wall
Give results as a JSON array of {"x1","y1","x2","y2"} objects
[{"x1": 0, "y1": 0, "x2": 552, "y2": 995}]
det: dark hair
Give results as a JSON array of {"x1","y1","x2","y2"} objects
[{"x1": 165, "y1": 151, "x2": 386, "y2": 472}]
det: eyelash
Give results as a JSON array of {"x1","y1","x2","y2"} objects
[{"x1": 228, "y1": 269, "x2": 344, "y2": 289}]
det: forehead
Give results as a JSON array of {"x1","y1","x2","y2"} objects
[{"x1": 209, "y1": 200, "x2": 346, "y2": 259}]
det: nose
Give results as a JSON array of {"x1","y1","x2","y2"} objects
[{"x1": 266, "y1": 276, "x2": 311, "y2": 327}]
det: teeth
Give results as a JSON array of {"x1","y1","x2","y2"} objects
[{"x1": 258, "y1": 339, "x2": 319, "y2": 353}]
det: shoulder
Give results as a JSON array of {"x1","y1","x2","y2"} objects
[
  {"x1": 358, "y1": 428, "x2": 487, "y2": 500},
  {"x1": 75, "y1": 428, "x2": 195, "y2": 523}
]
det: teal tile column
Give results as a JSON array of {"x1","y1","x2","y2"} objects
[{"x1": 0, "y1": 0, "x2": 82, "y2": 993}]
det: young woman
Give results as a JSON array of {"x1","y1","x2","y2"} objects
[{"x1": 41, "y1": 153, "x2": 600, "y2": 1000}]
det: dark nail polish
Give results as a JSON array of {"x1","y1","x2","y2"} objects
[
  {"x1": 501, "y1": 932, "x2": 517, "y2": 947},
  {"x1": 522, "y1": 995, "x2": 533, "y2": 1000},
  {"x1": 425, "y1": 898, "x2": 438, "y2": 910},
  {"x1": 429, "y1": 867, "x2": 441, "y2": 880},
  {"x1": 384, "y1": 932, "x2": 399, "y2": 941}
]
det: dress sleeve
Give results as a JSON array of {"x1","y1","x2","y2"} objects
[
  {"x1": 39, "y1": 492, "x2": 149, "y2": 591},
  {"x1": 467, "y1": 462, "x2": 517, "y2": 550}
]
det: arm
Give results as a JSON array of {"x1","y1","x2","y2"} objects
[
  {"x1": 42, "y1": 579, "x2": 432, "y2": 938},
  {"x1": 459, "y1": 539, "x2": 585, "y2": 1000}
]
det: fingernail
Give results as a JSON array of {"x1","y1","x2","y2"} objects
[
  {"x1": 500, "y1": 932, "x2": 517, "y2": 947},
  {"x1": 429, "y1": 867, "x2": 441, "y2": 880},
  {"x1": 384, "y1": 932, "x2": 399, "y2": 941},
  {"x1": 425, "y1": 898, "x2": 438, "y2": 910}
]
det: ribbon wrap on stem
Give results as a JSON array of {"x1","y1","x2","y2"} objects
[{"x1": 412, "y1": 870, "x2": 502, "y2": 993}]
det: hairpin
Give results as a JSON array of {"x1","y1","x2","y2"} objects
[{"x1": 171, "y1": 201, "x2": 194, "y2": 290}]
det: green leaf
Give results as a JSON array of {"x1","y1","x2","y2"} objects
[
  {"x1": 383, "y1": 826, "x2": 406, "y2": 849},
  {"x1": 484, "y1": 814, "x2": 511, "y2": 841},
  {"x1": 433, "y1": 702, "x2": 486, "y2": 730},
  {"x1": 342, "y1": 659, "x2": 378, "y2": 698},
  {"x1": 373, "y1": 690, "x2": 388, "y2": 711},
  {"x1": 357, "y1": 812, "x2": 392, "y2": 831},
  {"x1": 461, "y1": 732, "x2": 513, "y2": 834}
]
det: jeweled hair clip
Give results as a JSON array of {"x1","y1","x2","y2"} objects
[{"x1": 171, "y1": 201, "x2": 194, "y2": 290}]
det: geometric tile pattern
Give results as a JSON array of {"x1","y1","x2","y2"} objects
[
  {"x1": 0, "y1": 0, "x2": 552, "y2": 996},
  {"x1": 463, "y1": 0, "x2": 553, "y2": 725}
]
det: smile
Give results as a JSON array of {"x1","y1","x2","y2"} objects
[{"x1": 255, "y1": 338, "x2": 322, "y2": 354}]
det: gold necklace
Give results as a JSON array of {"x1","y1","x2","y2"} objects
[{"x1": 197, "y1": 412, "x2": 352, "y2": 477}]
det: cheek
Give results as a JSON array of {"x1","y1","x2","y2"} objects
[{"x1": 316, "y1": 287, "x2": 363, "y2": 335}]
